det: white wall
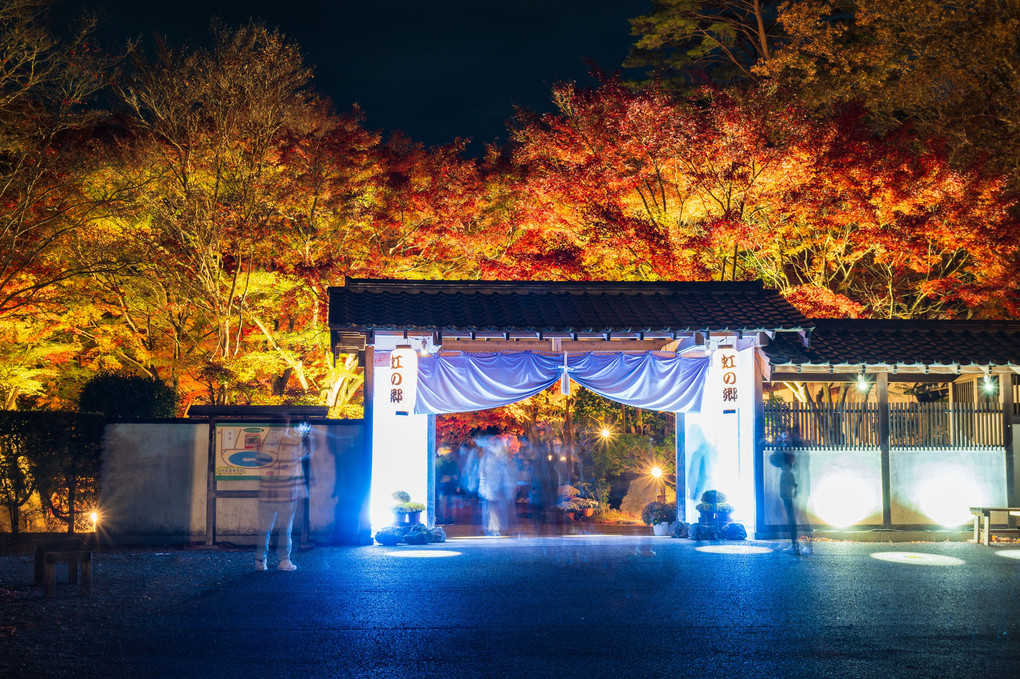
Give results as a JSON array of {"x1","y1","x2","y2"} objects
[
  {"x1": 763, "y1": 448, "x2": 883, "y2": 528},
  {"x1": 761, "y1": 447, "x2": 1007, "y2": 529},
  {"x1": 100, "y1": 422, "x2": 208, "y2": 537},
  {"x1": 890, "y1": 449, "x2": 1006, "y2": 526},
  {"x1": 99, "y1": 421, "x2": 363, "y2": 542}
]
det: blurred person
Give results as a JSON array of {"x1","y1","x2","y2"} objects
[
  {"x1": 436, "y1": 445, "x2": 460, "y2": 523},
  {"x1": 458, "y1": 436, "x2": 480, "y2": 499},
  {"x1": 256, "y1": 417, "x2": 312, "y2": 572},
  {"x1": 478, "y1": 437, "x2": 516, "y2": 536},
  {"x1": 773, "y1": 449, "x2": 811, "y2": 556}
]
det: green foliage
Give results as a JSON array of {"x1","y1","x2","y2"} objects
[
  {"x1": 78, "y1": 373, "x2": 178, "y2": 419},
  {"x1": 625, "y1": 0, "x2": 782, "y2": 89},
  {"x1": 641, "y1": 500, "x2": 677, "y2": 525},
  {"x1": 394, "y1": 502, "x2": 425, "y2": 514}
]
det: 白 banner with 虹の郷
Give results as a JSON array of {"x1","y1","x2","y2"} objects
[{"x1": 388, "y1": 346, "x2": 419, "y2": 416}]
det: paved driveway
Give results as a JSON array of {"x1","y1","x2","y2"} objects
[{"x1": 3, "y1": 536, "x2": 1019, "y2": 678}]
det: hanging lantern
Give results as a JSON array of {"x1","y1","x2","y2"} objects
[{"x1": 389, "y1": 346, "x2": 418, "y2": 416}]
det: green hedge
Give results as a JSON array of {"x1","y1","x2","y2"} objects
[
  {"x1": 78, "y1": 373, "x2": 177, "y2": 419},
  {"x1": 0, "y1": 411, "x2": 105, "y2": 534}
]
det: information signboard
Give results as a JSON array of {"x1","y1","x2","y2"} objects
[{"x1": 214, "y1": 422, "x2": 300, "y2": 480}]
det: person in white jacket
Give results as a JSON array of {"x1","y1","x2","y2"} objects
[{"x1": 255, "y1": 418, "x2": 312, "y2": 571}]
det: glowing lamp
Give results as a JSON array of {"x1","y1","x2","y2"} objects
[
  {"x1": 982, "y1": 374, "x2": 997, "y2": 395},
  {"x1": 650, "y1": 466, "x2": 662, "y2": 479},
  {"x1": 600, "y1": 428, "x2": 611, "y2": 439},
  {"x1": 856, "y1": 374, "x2": 870, "y2": 393},
  {"x1": 388, "y1": 346, "x2": 418, "y2": 416},
  {"x1": 89, "y1": 511, "x2": 99, "y2": 526}
]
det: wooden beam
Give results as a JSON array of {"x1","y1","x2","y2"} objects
[
  {"x1": 440, "y1": 339, "x2": 675, "y2": 353},
  {"x1": 878, "y1": 373, "x2": 891, "y2": 529}
]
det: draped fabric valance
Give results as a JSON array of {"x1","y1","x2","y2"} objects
[{"x1": 415, "y1": 351, "x2": 711, "y2": 415}]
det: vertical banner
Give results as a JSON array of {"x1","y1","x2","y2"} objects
[
  {"x1": 713, "y1": 346, "x2": 744, "y2": 411},
  {"x1": 389, "y1": 346, "x2": 419, "y2": 416},
  {"x1": 685, "y1": 346, "x2": 754, "y2": 519}
]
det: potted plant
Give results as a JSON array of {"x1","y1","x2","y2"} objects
[
  {"x1": 575, "y1": 497, "x2": 600, "y2": 518},
  {"x1": 391, "y1": 490, "x2": 425, "y2": 526},
  {"x1": 558, "y1": 498, "x2": 581, "y2": 521},
  {"x1": 693, "y1": 490, "x2": 744, "y2": 540},
  {"x1": 695, "y1": 490, "x2": 733, "y2": 525},
  {"x1": 641, "y1": 500, "x2": 676, "y2": 535}
]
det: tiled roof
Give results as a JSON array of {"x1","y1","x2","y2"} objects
[
  {"x1": 764, "y1": 319, "x2": 1020, "y2": 368},
  {"x1": 327, "y1": 278, "x2": 811, "y2": 335}
]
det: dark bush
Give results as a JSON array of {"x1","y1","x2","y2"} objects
[
  {"x1": 78, "y1": 373, "x2": 177, "y2": 419},
  {"x1": 0, "y1": 411, "x2": 104, "y2": 534}
]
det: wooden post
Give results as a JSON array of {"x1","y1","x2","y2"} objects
[
  {"x1": 675, "y1": 412, "x2": 686, "y2": 523},
  {"x1": 205, "y1": 417, "x2": 217, "y2": 547},
  {"x1": 878, "y1": 373, "x2": 892, "y2": 529},
  {"x1": 1000, "y1": 373, "x2": 1015, "y2": 527},
  {"x1": 427, "y1": 414, "x2": 437, "y2": 529},
  {"x1": 300, "y1": 417, "x2": 311, "y2": 547},
  {"x1": 753, "y1": 353, "x2": 766, "y2": 539},
  {"x1": 360, "y1": 346, "x2": 375, "y2": 545}
]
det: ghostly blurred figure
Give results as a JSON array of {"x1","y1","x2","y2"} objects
[
  {"x1": 458, "y1": 437, "x2": 480, "y2": 499},
  {"x1": 436, "y1": 445, "x2": 460, "y2": 523},
  {"x1": 478, "y1": 437, "x2": 516, "y2": 536},
  {"x1": 773, "y1": 449, "x2": 811, "y2": 555},
  {"x1": 255, "y1": 417, "x2": 312, "y2": 571}
]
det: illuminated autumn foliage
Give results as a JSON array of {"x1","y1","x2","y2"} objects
[{"x1": 1, "y1": 10, "x2": 1018, "y2": 413}]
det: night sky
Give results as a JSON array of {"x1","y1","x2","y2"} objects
[{"x1": 57, "y1": 0, "x2": 650, "y2": 151}]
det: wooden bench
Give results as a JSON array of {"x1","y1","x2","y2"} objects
[
  {"x1": 969, "y1": 507, "x2": 1020, "y2": 545},
  {"x1": 34, "y1": 540, "x2": 94, "y2": 598}
]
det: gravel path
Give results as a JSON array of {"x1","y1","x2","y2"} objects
[{"x1": 0, "y1": 542, "x2": 259, "y2": 676}]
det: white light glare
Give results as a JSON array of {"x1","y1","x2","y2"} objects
[
  {"x1": 982, "y1": 374, "x2": 997, "y2": 395},
  {"x1": 994, "y1": 550, "x2": 1020, "y2": 560},
  {"x1": 870, "y1": 551, "x2": 965, "y2": 566},
  {"x1": 856, "y1": 374, "x2": 870, "y2": 393},
  {"x1": 600, "y1": 428, "x2": 611, "y2": 439},
  {"x1": 696, "y1": 545, "x2": 771, "y2": 555},
  {"x1": 810, "y1": 474, "x2": 880, "y2": 527},
  {"x1": 650, "y1": 466, "x2": 662, "y2": 479},
  {"x1": 386, "y1": 550, "x2": 462, "y2": 558}
]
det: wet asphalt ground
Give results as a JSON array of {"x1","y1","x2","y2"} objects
[{"x1": 3, "y1": 536, "x2": 1020, "y2": 678}]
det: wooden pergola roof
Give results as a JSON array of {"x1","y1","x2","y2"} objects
[
  {"x1": 327, "y1": 278, "x2": 811, "y2": 347},
  {"x1": 764, "y1": 319, "x2": 1020, "y2": 376}
]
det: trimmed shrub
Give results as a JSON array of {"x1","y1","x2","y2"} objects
[{"x1": 79, "y1": 373, "x2": 177, "y2": 419}]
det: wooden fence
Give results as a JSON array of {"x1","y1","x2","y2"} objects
[{"x1": 764, "y1": 402, "x2": 1003, "y2": 449}]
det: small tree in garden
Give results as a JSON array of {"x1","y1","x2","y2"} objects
[
  {"x1": 34, "y1": 413, "x2": 105, "y2": 533},
  {"x1": 0, "y1": 413, "x2": 37, "y2": 533},
  {"x1": 0, "y1": 411, "x2": 105, "y2": 534}
]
